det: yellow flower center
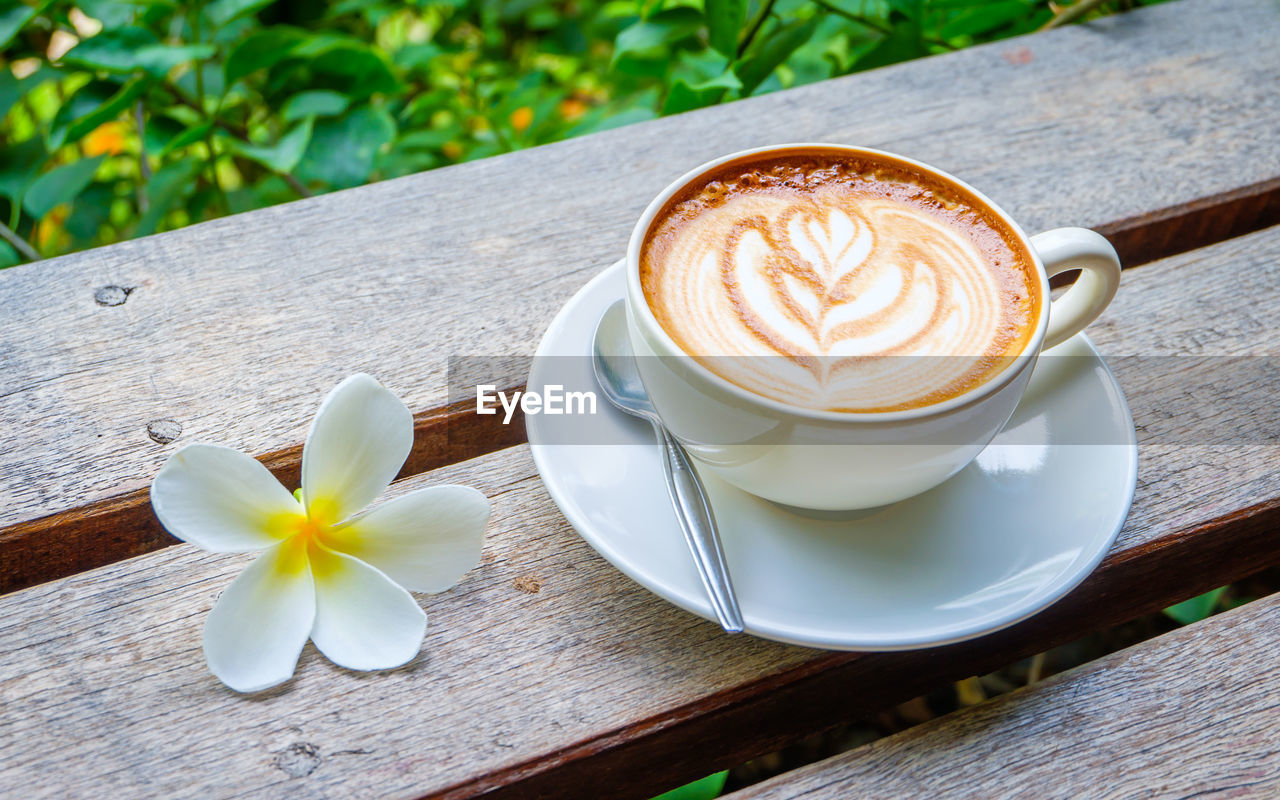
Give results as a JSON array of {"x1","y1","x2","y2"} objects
[
  {"x1": 266, "y1": 495, "x2": 340, "y2": 545},
  {"x1": 291, "y1": 515, "x2": 327, "y2": 542},
  {"x1": 264, "y1": 496, "x2": 348, "y2": 577}
]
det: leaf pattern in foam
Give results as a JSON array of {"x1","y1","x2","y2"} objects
[{"x1": 726, "y1": 205, "x2": 874, "y2": 363}]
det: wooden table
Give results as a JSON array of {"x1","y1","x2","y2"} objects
[{"x1": 2, "y1": 0, "x2": 1278, "y2": 796}]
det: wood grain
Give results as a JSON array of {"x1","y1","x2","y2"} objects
[
  {"x1": 2, "y1": 225, "x2": 1280, "y2": 799},
  {"x1": 0, "y1": 396, "x2": 525, "y2": 593},
  {"x1": 1099, "y1": 174, "x2": 1280, "y2": 268},
  {"x1": 725, "y1": 593, "x2": 1280, "y2": 800},
  {"x1": 2, "y1": 0, "x2": 1279, "y2": 592}
]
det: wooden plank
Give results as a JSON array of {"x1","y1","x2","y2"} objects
[
  {"x1": 0, "y1": 397, "x2": 525, "y2": 596},
  {"x1": 2, "y1": 225, "x2": 1280, "y2": 799},
  {"x1": 3, "y1": 0, "x2": 1279, "y2": 592},
  {"x1": 725, "y1": 593, "x2": 1280, "y2": 800}
]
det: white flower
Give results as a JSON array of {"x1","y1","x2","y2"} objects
[{"x1": 150, "y1": 374, "x2": 489, "y2": 693}]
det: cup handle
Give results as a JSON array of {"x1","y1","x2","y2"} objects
[{"x1": 1031, "y1": 227, "x2": 1122, "y2": 349}]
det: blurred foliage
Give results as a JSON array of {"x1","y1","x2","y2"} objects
[
  {"x1": 1163, "y1": 586, "x2": 1228, "y2": 626},
  {"x1": 0, "y1": 0, "x2": 1163, "y2": 267},
  {"x1": 651, "y1": 770, "x2": 729, "y2": 800}
]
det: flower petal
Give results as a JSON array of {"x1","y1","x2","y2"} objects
[
  {"x1": 203, "y1": 539, "x2": 315, "y2": 693},
  {"x1": 151, "y1": 444, "x2": 301, "y2": 552},
  {"x1": 301, "y1": 374, "x2": 412, "y2": 525},
  {"x1": 328, "y1": 485, "x2": 489, "y2": 593},
  {"x1": 308, "y1": 544, "x2": 426, "y2": 671}
]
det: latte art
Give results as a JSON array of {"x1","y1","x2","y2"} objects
[{"x1": 641, "y1": 153, "x2": 1039, "y2": 411}]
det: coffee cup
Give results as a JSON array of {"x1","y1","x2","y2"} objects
[{"x1": 623, "y1": 143, "x2": 1121, "y2": 511}]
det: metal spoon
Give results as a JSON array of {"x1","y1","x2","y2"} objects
[{"x1": 592, "y1": 300, "x2": 744, "y2": 633}]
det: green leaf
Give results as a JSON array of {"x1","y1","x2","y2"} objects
[
  {"x1": 396, "y1": 128, "x2": 455, "y2": 150},
  {"x1": 135, "y1": 156, "x2": 202, "y2": 236},
  {"x1": 296, "y1": 106, "x2": 396, "y2": 189},
  {"x1": 47, "y1": 77, "x2": 147, "y2": 152},
  {"x1": 142, "y1": 115, "x2": 185, "y2": 157},
  {"x1": 47, "y1": 82, "x2": 112, "y2": 148},
  {"x1": 705, "y1": 0, "x2": 747, "y2": 57},
  {"x1": 288, "y1": 31, "x2": 353, "y2": 58},
  {"x1": 566, "y1": 89, "x2": 661, "y2": 137},
  {"x1": 733, "y1": 17, "x2": 820, "y2": 95},
  {"x1": 0, "y1": 0, "x2": 49, "y2": 50},
  {"x1": 0, "y1": 240, "x2": 19, "y2": 269},
  {"x1": 23, "y1": 156, "x2": 107, "y2": 219},
  {"x1": 786, "y1": 14, "x2": 846, "y2": 84},
  {"x1": 2, "y1": 65, "x2": 62, "y2": 125},
  {"x1": 662, "y1": 80, "x2": 717, "y2": 115},
  {"x1": 205, "y1": 0, "x2": 278, "y2": 28},
  {"x1": 160, "y1": 121, "x2": 213, "y2": 156},
  {"x1": 393, "y1": 42, "x2": 442, "y2": 73},
  {"x1": 376, "y1": 146, "x2": 439, "y2": 179},
  {"x1": 0, "y1": 138, "x2": 48, "y2": 205},
  {"x1": 568, "y1": 108, "x2": 652, "y2": 136},
  {"x1": 62, "y1": 28, "x2": 215, "y2": 77},
  {"x1": 885, "y1": 0, "x2": 923, "y2": 21},
  {"x1": 173, "y1": 62, "x2": 225, "y2": 104},
  {"x1": 1164, "y1": 587, "x2": 1227, "y2": 625},
  {"x1": 940, "y1": 1, "x2": 1034, "y2": 38},
  {"x1": 853, "y1": 16, "x2": 929, "y2": 72},
  {"x1": 65, "y1": 181, "x2": 117, "y2": 242},
  {"x1": 225, "y1": 117, "x2": 314, "y2": 173},
  {"x1": 185, "y1": 185, "x2": 220, "y2": 220},
  {"x1": 282, "y1": 90, "x2": 350, "y2": 122},
  {"x1": 308, "y1": 44, "x2": 401, "y2": 100},
  {"x1": 651, "y1": 771, "x2": 729, "y2": 800},
  {"x1": 691, "y1": 66, "x2": 743, "y2": 92},
  {"x1": 1, "y1": 70, "x2": 27, "y2": 123},
  {"x1": 809, "y1": 0, "x2": 891, "y2": 32},
  {"x1": 226, "y1": 174, "x2": 295, "y2": 213},
  {"x1": 462, "y1": 141, "x2": 503, "y2": 163},
  {"x1": 223, "y1": 27, "x2": 307, "y2": 86},
  {"x1": 639, "y1": 0, "x2": 664, "y2": 19},
  {"x1": 612, "y1": 8, "x2": 704, "y2": 65},
  {"x1": 78, "y1": 0, "x2": 169, "y2": 29},
  {"x1": 662, "y1": 67, "x2": 741, "y2": 115}
]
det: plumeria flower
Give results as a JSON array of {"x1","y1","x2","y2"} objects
[{"x1": 151, "y1": 374, "x2": 489, "y2": 693}]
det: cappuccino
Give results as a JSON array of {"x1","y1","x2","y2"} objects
[{"x1": 640, "y1": 149, "x2": 1041, "y2": 412}]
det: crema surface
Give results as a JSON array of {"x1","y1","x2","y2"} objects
[{"x1": 641, "y1": 153, "x2": 1040, "y2": 412}]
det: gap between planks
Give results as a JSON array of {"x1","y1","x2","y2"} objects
[
  {"x1": 4, "y1": 0, "x2": 1280, "y2": 592},
  {"x1": 720, "y1": 588, "x2": 1280, "y2": 800},
  {"x1": 4, "y1": 222, "x2": 1280, "y2": 797},
  {"x1": 4, "y1": 188, "x2": 1279, "y2": 595},
  {"x1": 442, "y1": 498, "x2": 1280, "y2": 800},
  {"x1": 0, "y1": 396, "x2": 525, "y2": 593}
]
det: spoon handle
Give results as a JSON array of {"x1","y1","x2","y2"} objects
[{"x1": 654, "y1": 425, "x2": 745, "y2": 633}]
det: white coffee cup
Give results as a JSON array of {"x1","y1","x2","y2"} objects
[{"x1": 624, "y1": 143, "x2": 1121, "y2": 511}]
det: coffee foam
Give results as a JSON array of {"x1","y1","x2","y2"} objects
[{"x1": 640, "y1": 152, "x2": 1039, "y2": 412}]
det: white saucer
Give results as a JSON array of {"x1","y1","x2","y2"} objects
[{"x1": 527, "y1": 261, "x2": 1137, "y2": 651}]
